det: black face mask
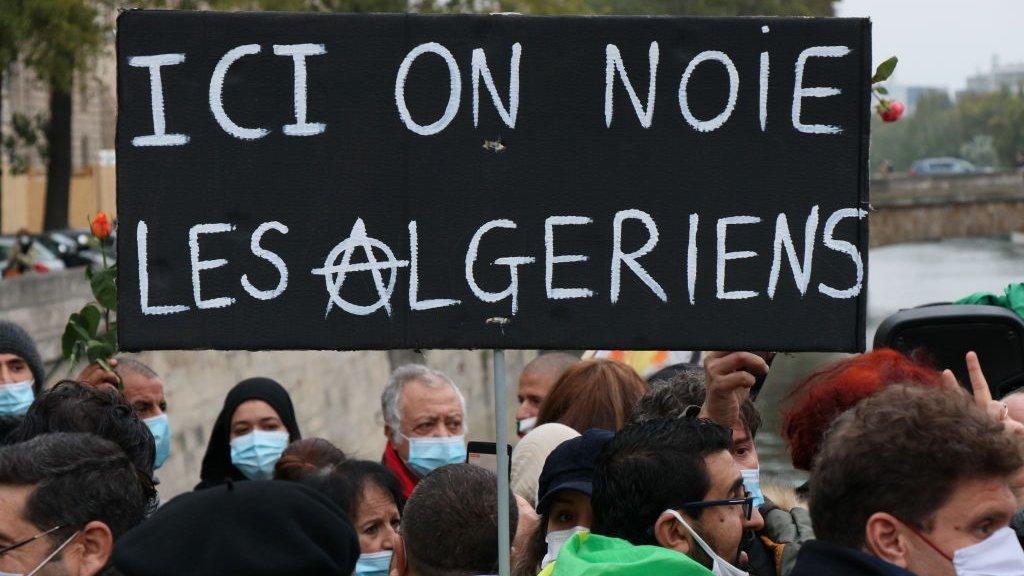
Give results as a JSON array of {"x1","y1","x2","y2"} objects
[{"x1": 740, "y1": 530, "x2": 776, "y2": 576}]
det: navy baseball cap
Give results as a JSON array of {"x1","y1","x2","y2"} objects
[{"x1": 536, "y1": 428, "x2": 614, "y2": 515}]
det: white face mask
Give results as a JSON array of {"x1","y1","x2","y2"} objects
[
  {"x1": 951, "y1": 527, "x2": 1024, "y2": 576},
  {"x1": 0, "y1": 531, "x2": 78, "y2": 576},
  {"x1": 541, "y1": 526, "x2": 586, "y2": 568},
  {"x1": 666, "y1": 509, "x2": 748, "y2": 576},
  {"x1": 517, "y1": 416, "x2": 537, "y2": 436}
]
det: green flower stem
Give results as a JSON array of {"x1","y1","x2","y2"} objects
[{"x1": 100, "y1": 238, "x2": 110, "y2": 336}]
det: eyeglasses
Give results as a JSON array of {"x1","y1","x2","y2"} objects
[
  {"x1": 679, "y1": 493, "x2": 755, "y2": 521},
  {"x1": 0, "y1": 526, "x2": 64, "y2": 557}
]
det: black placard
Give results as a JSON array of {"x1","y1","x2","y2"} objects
[{"x1": 116, "y1": 11, "x2": 870, "y2": 352}]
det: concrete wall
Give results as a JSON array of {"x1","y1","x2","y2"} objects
[
  {"x1": 870, "y1": 199, "x2": 1024, "y2": 246},
  {"x1": 870, "y1": 171, "x2": 1024, "y2": 246},
  {"x1": 0, "y1": 269, "x2": 532, "y2": 499}
]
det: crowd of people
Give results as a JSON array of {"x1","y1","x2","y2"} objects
[{"x1": 0, "y1": 317, "x2": 1023, "y2": 576}]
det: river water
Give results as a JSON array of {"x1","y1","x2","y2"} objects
[{"x1": 758, "y1": 236, "x2": 1024, "y2": 487}]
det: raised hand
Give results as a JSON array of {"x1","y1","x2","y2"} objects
[{"x1": 699, "y1": 351, "x2": 769, "y2": 428}]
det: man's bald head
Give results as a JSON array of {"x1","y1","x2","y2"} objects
[
  {"x1": 114, "y1": 357, "x2": 166, "y2": 420},
  {"x1": 115, "y1": 357, "x2": 158, "y2": 380},
  {"x1": 523, "y1": 353, "x2": 579, "y2": 380},
  {"x1": 1005, "y1": 389, "x2": 1024, "y2": 424},
  {"x1": 516, "y1": 353, "x2": 578, "y2": 436}
]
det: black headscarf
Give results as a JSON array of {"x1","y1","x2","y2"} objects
[
  {"x1": 196, "y1": 378, "x2": 301, "y2": 490},
  {"x1": 113, "y1": 480, "x2": 360, "y2": 576}
]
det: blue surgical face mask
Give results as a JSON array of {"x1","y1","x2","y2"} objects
[
  {"x1": 230, "y1": 430, "x2": 289, "y2": 480},
  {"x1": 402, "y1": 434, "x2": 466, "y2": 477},
  {"x1": 741, "y1": 468, "x2": 765, "y2": 508},
  {"x1": 355, "y1": 550, "x2": 394, "y2": 576},
  {"x1": 145, "y1": 414, "x2": 172, "y2": 469},
  {"x1": 0, "y1": 380, "x2": 34, "y2": 416}
]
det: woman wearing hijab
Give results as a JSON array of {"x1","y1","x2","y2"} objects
[{"x1": 196, "y1": 377, "x2": 302, "y2": 490}]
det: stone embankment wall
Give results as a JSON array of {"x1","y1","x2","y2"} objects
[{"x1": 871, "y1": 171, "x2": 1024, "y2": 246}]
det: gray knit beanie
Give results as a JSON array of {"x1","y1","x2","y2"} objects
[{"x1": 0, "y1": 320, "x2": 45, "y2": 393}]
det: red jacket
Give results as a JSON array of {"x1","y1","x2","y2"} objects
[{"x1": 382, "y1": 440, "x2": 419, "y2": 499}]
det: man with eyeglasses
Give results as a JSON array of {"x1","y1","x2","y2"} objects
[
  {"x1": 0, "y1": 433, "x2": 149, "y2": 576},
  {"x1": 539, "y1": 417, "x2": 763, "y2": 575}
]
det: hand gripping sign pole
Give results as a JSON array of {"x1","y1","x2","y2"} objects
[{"x1": 494, "y1": 349, "x2": 512, "y2": 576}]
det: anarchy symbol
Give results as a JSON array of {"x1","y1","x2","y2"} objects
[{"x1": 311, "y1": 218, "x2": 409, "y2": 317}]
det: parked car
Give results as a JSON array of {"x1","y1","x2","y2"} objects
[
  {"x1": 0, "y1": 234, "x2": 67, "y2": 279},
  {"x1": 908, "y1": 157, "x2": 977, "y2": 176},
  {"x1": 37, "y1": 230, "x2": 92, "y2": 268},
  {"x1": 39, "y1": 229, "x2": 116, "y2": 268}
]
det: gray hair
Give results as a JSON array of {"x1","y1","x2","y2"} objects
[
  {"x1": 382, "y1": 364, "x2": 467, "y2": 442},
  {"x1": 114, "y1": 356, "x2": 159, "y2": 380}
]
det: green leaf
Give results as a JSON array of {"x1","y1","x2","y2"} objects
[
  {"x1": 106, "y1": 323, "x2": 118, "y2": 351},
  {"x1": 86, "y1": 340, "x2": 116, "y2": 364},
  {"x1": 68, "y1": 340, "x2": 85, "y2": 371},
  {"x1": 872, "y1": 56, "x2": 898, "y2": 84},
  {"x1": 874, "y1": 86, "x2": 889, "y2": 95},
  {"x1": 67, "y1": 313, "x2": 91, "y2": 342},
  {"x1": 78, "y1": 305, "x2": 102, "y2": 338},
  {"x1": 61, "y1": 321, "x2": 79, "y2": 359},
  {"x1": 90, "y1": 265, "x2": 117, "y2": 311}
]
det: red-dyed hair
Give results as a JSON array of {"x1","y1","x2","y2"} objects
[{"x1": 782, "y1": 349, "x2": 944, "y2": 471}]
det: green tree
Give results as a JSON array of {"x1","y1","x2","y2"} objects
[
  {"x1": 20, "y1": 0, "x2": 112, "y2": 231},
  {"x1": 583, "y1": 0, "x2": 834, "y2": 15},
  {"x1": 420, "y1": 0, "x2": 834, "y2": 14},
  {"x1": 0, "y1": 1, "x2": 30, "y2": 229},
  {"x1": 958, "y1": 89, "x2": 1024, "y2": 167},
  {"x1": 871, "y1": 88, "x2": 1024, "y2": 172},
  {"x1": 142, "y1": 0, "x2": 407, "y2": 10},
  {"x1": 870, "y1": 91, "x2": 960, "y2": 171}
]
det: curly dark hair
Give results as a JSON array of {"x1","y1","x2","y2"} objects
[{"x1": 4, "y1": 380, "x2": 158, "y2": 511}]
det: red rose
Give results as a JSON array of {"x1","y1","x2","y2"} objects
[
  {"x1": 876, "y1": 100, "x2": 905, "y2": 123},
  {"x1": 91, "y1": 212, "x2": 113, "y2": 240}
]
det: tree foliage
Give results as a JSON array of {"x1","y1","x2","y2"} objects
[
  {"x1": 870, "y1": 89, "x2": 1024, "y2": 171},
  {"x1": 11, "y1": 0, "x2": 114, "y2": 230},
  {"x1": 0, "y1": 2, "x2": 28, "y2": 70},
  {"x1": 582, "y1": 0, "x2": 833, "y2": 15},
  {"x1": 20, "y1": 0, "x2": 111, "y2": 90},
  {"x1": 156, "y1": 0, "x2": 835, "y2": 15}
]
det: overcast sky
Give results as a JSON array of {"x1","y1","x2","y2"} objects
[{"x1": 836, "y1": 0, "x2": 1024, "y2": 91}]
